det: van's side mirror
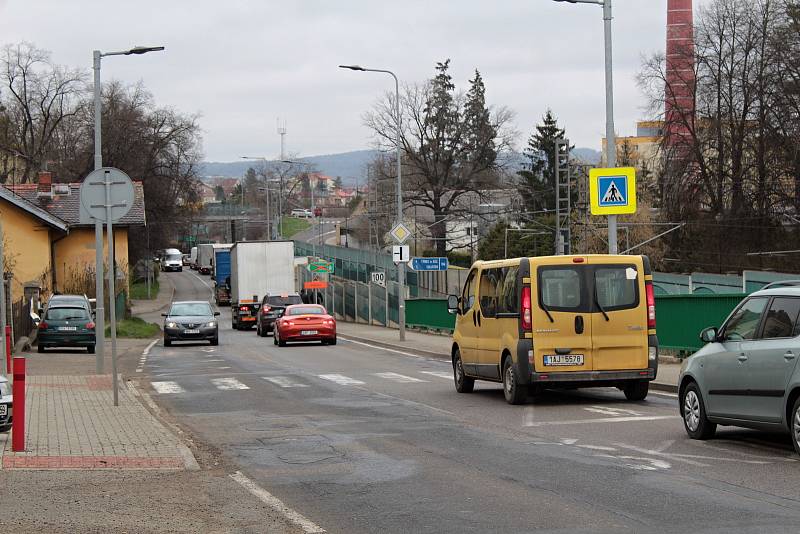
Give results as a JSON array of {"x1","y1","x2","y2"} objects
[
  {"x1": 447, "y1": 295, "x2": 460, "y2": 314},
  {"x1": 161, "y1": 313, "x2": 168, "y2": 317},
  {"x1": 214, "y1": 312, "x2": 221, "y2": 316},
  {"x1": 700, "y1": 327, "x2": 718, "y2": 343}
]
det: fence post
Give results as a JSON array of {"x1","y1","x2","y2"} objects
[
  {"x1": 354, "y1": 281, "x2": 358, "y2": 323},
  {"x1": 368, "y1": 282, "x2": 372, "y2": 325},
  {"x1": 342, "y1": 280, "x2": 346, "y2": 320},
  {"x1": 385, "y1": 280, "x2": 389, "y2": 326}
]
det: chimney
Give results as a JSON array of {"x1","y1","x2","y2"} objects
[
  {"x1": 36, "y1": 171, "x2": 53, "y2": 198},
  {"x1": 665, "y1": 0, "x2": 695, "y2": 146}
]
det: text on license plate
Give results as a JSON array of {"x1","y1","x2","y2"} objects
[
  {"x1": 544, "y1": 354, "x2": 584, "y2": 366},
  {"x1": 0, "y1": 405, "x2": 7, "y2": 416},
  {"x1": 183, "y1": 329, "x2": 200, "y2": 334},
  {"x1": 58, "y1": 327, "x2": 77, "y2": 331},
  {"x1": 301, "y1": 330, "x2": 318, "y2": 336}
]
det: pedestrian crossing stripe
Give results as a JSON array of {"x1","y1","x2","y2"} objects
[{"x1": 589, "y1": 167, "x2": 637, "y2": 215}]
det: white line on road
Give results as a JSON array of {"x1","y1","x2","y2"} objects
[
  {"x1": 151, "y1": 381, "x2": 186, "y2": 394},
  {"x1": 374, "y1": 372, "x2": 427, "y2": 383},
  {"x1": 420, "y1": 371, "x2": 453, "y2": 380},
  {"x1": 137, "y1": 339, "x2": 159, "y2": 373},
  {"x1": 263, "y1": 376, "x2": 309, "y2": 388},
  {"x1": 318, "y1": 374, "x2": 365, "y2": 386},
  {"x1": 211, "y1": 377, "x2": 250, "y2": 390},
  {"x1": 340, "y1": 338, "x2": 431, "y2": 360},
  {"x1": 230, "y1": 471, "x2": 325, "y2": 533},
  {"x1": 524, "y1": 415, "x2": 678, "y2": 427},
  {"x1": 217, "y1": 366, "x2": 231, "y2": 370}
]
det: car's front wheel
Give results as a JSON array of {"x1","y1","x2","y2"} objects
[
  {"x1": 453, "y1": 349, "x2": 474, "y2": 393},
  {"x1": 681, "y1": 382, "x2": 716, "y2": 440}
]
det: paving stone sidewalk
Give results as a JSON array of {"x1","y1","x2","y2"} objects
[{"x1": 0, "y1": 374, "x2": 195, "y2": 470}]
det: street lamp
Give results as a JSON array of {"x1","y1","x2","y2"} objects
[
  {"x1": 93, "y1": 45, "x2": 164, "y2": 382},
  {"x1": 339, "y1": 64, "x2": 406, "y2": 341},
  {"x1": 242, "y1": 156, "x2": 280, "y2": 240},
  {"x1": 552, "y1": 0, "x2": 618, "y2": 253}
]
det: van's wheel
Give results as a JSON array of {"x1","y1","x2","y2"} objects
[
  {"x1": 623, "y1": 380, "x2": 649, "y2": 401},
  {"x1": 791, "y1": 397, "x2": 800, "y2": 456},
  {"x1": 502, "y1": 357, "x2": 526, "y2": 405},
  {"x1": 452, "y1": 348, "x2": 474, "y2": 393},
  {"x1": 681, "y1": 382, "x2": 716, "y2": 440}
]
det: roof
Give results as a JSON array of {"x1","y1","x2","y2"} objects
[
  {"x1": 7, "y1": 182, "x2": 146, "y2": 227},
  {"x1": 0, "y1": 187, "x2": 68, "y2": 232}
]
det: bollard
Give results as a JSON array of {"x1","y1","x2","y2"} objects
[
  {"x1": 4, "y1": 325, "x2": 10, "y2": 375},
  {"x1": 11, "y1": 357, "x2": 25, "y2": 452}
]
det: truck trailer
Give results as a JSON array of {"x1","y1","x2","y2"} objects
[
  {"x1": 213, "y1": 247, "x2": 232, "y2": 305},
  {"x1": 230, "y1": 241, "x2": 295, "y2": 330}
]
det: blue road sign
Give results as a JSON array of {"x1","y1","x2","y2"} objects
[
  {"x1": 597, "y1": 175, "x2": 629, "y2": 207},
  {"x1": 409, "y1": 257, "x2": 449, "y2": 271}
]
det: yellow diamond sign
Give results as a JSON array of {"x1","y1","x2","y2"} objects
[{"x1": 390, "y1": 223, "x2": 412, "y2": 244}]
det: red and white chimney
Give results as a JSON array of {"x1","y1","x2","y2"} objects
[
  {"x1": 36, "y1": 171, "x2": 53, "y2": 198},
  {"x1": 665, "y1": 0, "x2": 695, "y2": 146}
]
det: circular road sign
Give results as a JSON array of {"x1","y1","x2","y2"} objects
[{"x1": 79, "y1": 167, "x2": 135, "y2": 223}]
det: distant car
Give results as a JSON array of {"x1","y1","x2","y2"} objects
[
  {"x1": 0, "y1": 376, "x2": 11, "y2": 433},
  {"x1": 162, "y1": 300, "x2": 220, "y2": 346},
  {"x1": 291, "y1": 208, "x2": 313, "y2": 219},
  {"x1": 273, "y1": 304, "x2": 336, "y2": 346},
  {"x1": 256, "y1": 293, "x2": 303, "y2": 337},
  {"x1": 182, "y1": 254, "x2": 191, "y2": 266},
  {"x1": 162, "y1": 252, "x2": 183, "y2": 272},
  {"x1": 37, "y1": 305, "x2": 96, "y2": 353}
]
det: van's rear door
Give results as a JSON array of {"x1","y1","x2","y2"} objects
[
  {"x1": 587, "y1": 256, "x2": 648, "y2": 371},
  {"x1": 531, "y1": 257, "x2": 593, "y2": 373}
]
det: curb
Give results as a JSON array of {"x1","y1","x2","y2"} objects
[{"x1": 650, "y1": 381, "x2": 678, "y2": 394}]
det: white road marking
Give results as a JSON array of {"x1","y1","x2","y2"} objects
[
  {"x1": 318, "y1": 374, "x2": 365, "y2": 386},
  {"x1": 230, "y1": 471, "x2": 325, "y2": 533},
  {"x1": 374, "y1": 372, "x2": 427, "y2": 383},
  {"x1": 211, "y1": 377, "x2": 250, "y2": 390},
  {"x1": 136, "y1": 339, "x2": 159, "y2": 373},
  {"x1": 218, "y1": 366, "x2": 231, "y2": 370},
  {"x1": 341, "y1": 338, "x2": 432, "y2": 360},
  {"x1": 577, "y1": 444, "x2": 618, "y2": 451},
  {"x1": 262, "y1": 376, "x2": 309, "y2": 388},
  {"x1": 524, "y1": 415, "x2": 677, "y2": 427},
  {"x1": 151, "y1": 381, "x2": 186, "y2": 394},
  {"x1": 584, "y1": 406, "x2": 645, "y2": 417},
  {"x1": 420, "y1": 371, "x2": 453, "y2": 380},
  {"x1": 205, "y1": 359, "x2": 225, "y2": 362}
]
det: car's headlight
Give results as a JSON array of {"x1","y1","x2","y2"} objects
[
  {"x1": 166, "y1": 322, "x2": 178, "y2": 328},
  {"x1": 206, "y1": 321, "x2": 217, "y2": 328}
]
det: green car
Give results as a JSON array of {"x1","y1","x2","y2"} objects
[{"x1": 37, "y1": 305, "x2": 96, "y2": 354}]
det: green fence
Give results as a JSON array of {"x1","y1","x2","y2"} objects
[{"x1": 406, "y1": 299, "x2": 456, "y2": 332}]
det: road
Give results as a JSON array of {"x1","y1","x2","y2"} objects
[
  {"x1": 293, "y1": 217, "x2": 340, "y2": 247},
  {"x1": 144, "y1": 270, "x2": 800, "y2": 533}
]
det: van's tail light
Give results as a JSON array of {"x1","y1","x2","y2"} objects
[
  {"x1": 645, "y1": 281, "x2": 656, "y2": 329},
  {"x1": 521, "y1": 286, "x2": 532, "y2": 331}
]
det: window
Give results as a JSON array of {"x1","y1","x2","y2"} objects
[
  {"x1": 461, "y1": 270, "x2": 477, "y2": 312},
  {"x1": 288, "y1": 306, "x2": 326, "y2": 316},
  {"x1": 498, "y1": 266, "x2": 519, "y2": 315},
  {"x1": 723, "y1": 298, "x2": 767, "y2": 341},
  {"x1": 46, "y1": 307, "x2": 89, "y2": 321},
  {"x1": 479, "y1": 268, "x2": 504, "y2": 318},
  {"x1": 539, "y1": 267, "x2": 583, "y2": 311},
  {"x1": 169, "y1": 303, "x2": 213, "y2": 316},
  {"x1": 595, "y1": 265, "x2": 639, "y2": 310},
  {"x1": 266, "y1": 295, "x2": 303, "y2": 307},
  {"x1": 761, "y1": 297, "x2": 800, "y2": 339}
]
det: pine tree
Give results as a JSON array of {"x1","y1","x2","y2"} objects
[
  {"x1": 517, "y1": 110, "x2": 567, "y2": 212},
  {"x1": 464, "y1": 70, "x2": 497, "y2": 167}
]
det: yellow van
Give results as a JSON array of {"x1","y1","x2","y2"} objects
[{"x1": 447, "y1": 255, "x2": 658, "y2": 404}]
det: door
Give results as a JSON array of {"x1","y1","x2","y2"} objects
[
  {"x1": 531, "y1": 259, "x2": 593, "y2": 373},
  {"x1": 705, "y1": 297, "x2": 768, "y2": 417},
  {"x1": 738, "y1": 297, "x2": 800, "y2": 422},
  {"x1": 475, "y1": 267, "x2": 504, "y2": 380},
  {"x1": 454, "y1": 269, "x2": 480, "y2": 375},
  {"x1": 589, "y1": 259, "x2": 649, "y2": 371}
]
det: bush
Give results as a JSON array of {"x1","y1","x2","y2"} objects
[{"x1": 106, "y1": 317, "x2": 160, "y2": 338}]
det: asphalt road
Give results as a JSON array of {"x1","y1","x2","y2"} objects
[{"x1": 145, "y1": 270, "x2": 800, "y2": 533}]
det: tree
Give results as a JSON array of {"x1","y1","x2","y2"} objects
[
  {"x1": 516, "y1": 110, "x2": 567, "y2": 213},
  {"x1": 365, "y1": 60, "x2": 515, "y2": 255},
  {"x1": 214, "y1": 185, "x2": 225, "y2": 202},
  {"x1": 333, "y1": 176, "x2": 343, "y2": 190}
]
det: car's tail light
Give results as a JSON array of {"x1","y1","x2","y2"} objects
[
  {"x1": 645, "y1": 281, "x2": 656, "y2": 329},
  {"x1": 521, "y1": 286, "x2": 532, "y2": 331},
  {"x1": 323, "y1": 319, "x2": 335, "y2": 326},
  {"x1": 263, "y1": 305, "x2": 272, "y2": 313},
  {"x1": 38, "y1": 321, "x2": 48, "y2": 330},
  {"x1": 239, "y1": 306, "x2": 249, "y2": 312},
  {"x1": 87, "y1": 322, "x2": 95, "y2": 330}
]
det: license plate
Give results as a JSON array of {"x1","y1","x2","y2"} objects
[
  {"x1": 0, "y1": 405, "x2": 6, "y2": 416},
  {"x1": 184, "y1": 329, "x2": 200, "y2": 334},
  {"x1": 301, "y1": 330, "x2": 318, "y2": 336},
  {"x1": 58, "y1": 326, "x2": 77, "y2": 331},
  {"x1": 544, "y1": 354, "x2": 584, "y2": 366}
]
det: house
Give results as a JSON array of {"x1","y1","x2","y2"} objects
[{"x1": 194, "y1": 180, "x2": 219, "y2": 205}]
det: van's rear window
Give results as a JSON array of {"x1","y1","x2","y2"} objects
[
  {"x1": 540, "y1": 268, "x2": 583, "y2": 310},
  {"x1": 537, "y1": 264, "x2": 639, "y2": 313}
]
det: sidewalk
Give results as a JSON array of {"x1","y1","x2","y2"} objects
[
  {"x1": 130, "y1": 273, "x2": 175, "y2": 316},
  {"x1": 336, "y1": 322, "x2": 681, "y2": 393}
]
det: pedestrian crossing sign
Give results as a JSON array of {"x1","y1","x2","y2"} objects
[{"x1": 589, "y1": 167, "x2": 637, "y2": 215}]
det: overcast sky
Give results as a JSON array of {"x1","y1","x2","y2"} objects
[{"x1": 0, "y1": 1, "x2": 709, "y2": 161}]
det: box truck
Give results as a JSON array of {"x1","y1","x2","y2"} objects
[
  {"x1": 230, "y1": 241, "x2": 295, "y2": 330},
  {"x1": 213, "y1": 248, "x2": 232, "y2": 305}
]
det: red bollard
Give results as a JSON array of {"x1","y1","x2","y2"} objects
[
  {"x1": 11, "y1": 357, "x2": 25, "y2": 452},
  {"x1": 5, "y1": 325, "x2": 11, "y2": 375}
]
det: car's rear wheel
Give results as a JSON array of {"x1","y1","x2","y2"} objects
[
  {"x1": 453, "y1": 349, "x2": 474, "y2": 394},
  {"x1": 328, "y1": 337, "x2": 337, "y2": 346},
  {"x1": 87, "y1": 345, "x2": 95, "y2": 354},
  {"x1": 37, "y1": 344, "x2": 45, "y2": 353},
  {"x1": 503, "y1": 357, "x2": 527, "y2": 405},
  {"x1": 275, "y1": 330, "x2": 286, "y2": 347},
  {"x1": 623, "y1": 380, "x2": 649, "y2": 401},
  {"x1": 210, "y1": 337, "x2": 219, "y2": 346},
  {"x1": 256, "y1": 323, "x2": 263, "y2": 337},
  {"x1": 791, "y1": 397, "x2": 800, "y2": 456},
  {"x1": 164, "y1": 338, "x2": 172, "y2": 347},
  {"x1": 681, "y1": 382, "x2": 716, "y2": 440}
]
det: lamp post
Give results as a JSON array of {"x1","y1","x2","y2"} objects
[
  {"x1": 93, "y1": 45, "x2": 164, "y2": 377},
  {"x1": 339, "y1": 64, "x2": 406, "y2": 341},
  {"x1": 553, "y1": 0, "x2": 617, "y2": 253}
]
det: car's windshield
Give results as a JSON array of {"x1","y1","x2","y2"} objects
[
  {"x1": 50, "y1": 297, "x2": 85, "y2": 307},
  {"x1": 166, "y1": 254, "x2": 182, "y2": 261},
  {"x1": 46, "y1": 307, "x2": 89, "y2": 321},
  {"x1": 288, "y1": 306, "x2": 326, "y2": 316},
  {"x1": 170, "y1": 303, "x2": 212, "y2": 316}
]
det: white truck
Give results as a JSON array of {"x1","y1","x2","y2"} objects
[
  {"x1": 197, "y1": 243, "x2": 231, "y2": 275},
  {"x1": 230, "y1": 241, "x2": 295, "y2": 330},
  {"x1": 189, "y1": 246, "x2": 198, "y2": 269}
]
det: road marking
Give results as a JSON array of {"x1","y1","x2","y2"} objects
[
  {"x1": 420, "y1": 371, "x2": 453, "y2": 380},
  {"x1": 206, "y1": 359, "x2": 225, "y2": 362},
  {"x1": 211, "y1": 377, "x2": 250, "y2": 390},
  {"x1": 263, "y1": 376, "x2": 309, "y2": 388},
  {"x1": 374, "y1": 372, "x2": 426, "y2": 383},
  {"x1": 136, "y1": 339, "x2": 159, "y2": 373},
  {"x1": 341, "y1": 338, "x2": 431, "y2": 360},
  {"x1": 318, "y1": 374, "x2": 365, "y2": 386},
  {"x1": 151, "y1": 381, "x2": 186, "y2": 394},
  {"x1": 584, "y1": 406, "x2": 645, "y2": 417},
  {"x1": 218, "y1": 366, "x2": 231, "y2": 370},
  {"x1": 524, "y1": 415, "x2": 677, "y2": 427},
  {"x1": 230, "y1": 471, "x2": 325, "y2": 533}
]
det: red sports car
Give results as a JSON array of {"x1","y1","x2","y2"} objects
[{"x1": 273, "y1": 304, "x2": 336, "y2": 346}]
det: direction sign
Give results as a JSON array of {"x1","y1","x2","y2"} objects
[
  {"x1": 589, "y1": 167, "x2": 637, "y2": 215},
  {"x1": 392, "y1": 245, "x2": 410, "y2": 264},
  {"x1": 79, "y1": 167, "x2": 135, "y2": 223},
  {"x1": 389, "y1": 223, "x2": 412, "y2": 244},
  {"x1": 307, "y1": 261, "x2": 334, "y2": 274},
  {"x1": 408, "y1": 257, "x2": 449, "y2": 271},
  {"x1": 371, "y1": 271, "x2": 386, "y2": 287}
]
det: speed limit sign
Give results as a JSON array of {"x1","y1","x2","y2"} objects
[{"x1": 371, "y1": 271, "x2": 386, "y2": 287}]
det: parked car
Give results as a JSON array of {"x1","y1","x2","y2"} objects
[
  {"x1": 273, "y1": 304, "x2": 336, "y2": 346},
  {"x1": 256, "y1": 293, "x2": 303, "y2": 337},
  {"x1": 45, "y1": 294, "x2": 94, "y2": 317},
  {"x1": 0, "y1": 376, "x2": 11, "y2": 433},
  {"x1": 679, "y1": 287, "x2": 800, "y2": 454},
  {"x1": 37, "y1": 305, "x2": 96, "y2": 353},
  {"x1": 162, "y1": 301, "x2": 220, "y2": 346},
  {"x1": 291, "y1": 208, "x2": 312, "y2": 219}
]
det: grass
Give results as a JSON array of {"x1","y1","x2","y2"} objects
[
  {"x1": 130, "y1": 280, "x2": 160, "y2": 300},
  {"x1": 280, "y1": 216, "x2": 312, "y2": 238},
  {"x1": 106, "y1": 317, "x2": 161, "y2": 338}
]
